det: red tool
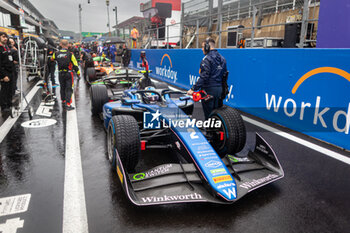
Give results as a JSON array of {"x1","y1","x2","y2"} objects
[{"x1": 192, "y1": 90, "x2": 213, "y2": 102}]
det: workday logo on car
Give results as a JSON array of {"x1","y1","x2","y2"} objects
[{"x1": 143, "y1": 110, "x2": 162, "y2": 129}]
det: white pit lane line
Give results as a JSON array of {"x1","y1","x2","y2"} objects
[
  {"x1": 0, "y1": 80, "x2": 41, "y2": 144},
  {"x1": 242, "y1": 116, "x2": 350, "y2": 165},
  {"x1": 63, "y1": 95, "x2": 88, "y2": 233}
]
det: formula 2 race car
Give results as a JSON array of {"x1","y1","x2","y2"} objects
[
  {"x1": 103, "y1": 88, "x2": 284, "y2": 206},
  {"x1": 90, "y1": 69, "x2": 170, "y2": 115},
  {"x1": 86, "y1": 56, "x2": 119, "y2": 83}
]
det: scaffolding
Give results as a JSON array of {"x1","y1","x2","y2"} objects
[{"x1": 138, "y1": 0, "x2": 320, "y2": 49}]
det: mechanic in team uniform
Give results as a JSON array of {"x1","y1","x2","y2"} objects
[
  {"x1": 187, "y1": 38, "x2": 228, "y2": 119},
  {"x1": 0, "y1": 32, "x2": 14, "y2": 112},
  {"x1": 119, "y1": 43, "x2": 131, "y2": 67},
  {"x1": 135, "y1": 51, "x2": 152, "y2": 89},
  {"x1": 102, "y1": 44, "x2": 109, "y2": 58},
  {"x1": 92, "y1": 42, "x2": 98, "y2": 54},
  {"x1": 52, "y1": 40, "x2": 80, "y2": 110},
  {"x1": 97, "y1": 42, "x2": 103, "y2": 56},
  {"x1": 130, "y1": 26, "x2": 139, "y2": 48},
  {"x1": 109, "y1": 44, "x2": 117, "y2": 62},
  {"x1": 72, "y1": 44, "x2": 81, "y2": 64},
  {"x1": 46, "y1": 46, "x2": 57, "y2": 86},
  {"x1": 8, "y1": 37, "x2": 19, "y2": 96},
  {"x1": 81, "y1": 50, "x2": 94, "y2": 81}
]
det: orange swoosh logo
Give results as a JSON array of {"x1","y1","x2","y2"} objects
[
  {"x1": 292, "y1": 67, "x2": 350, "y2": 94},
  {"x1": 160, "y1": 54, "x2": 172, "y2": 68}
]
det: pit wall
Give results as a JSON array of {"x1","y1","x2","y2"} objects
[{"x1": 130, "y1": 49, "x2": 350, "y2": 151}]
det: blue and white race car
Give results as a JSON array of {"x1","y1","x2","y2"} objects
[{"x1": 102, "y1": 87, "x2": 284, "y2": 206}]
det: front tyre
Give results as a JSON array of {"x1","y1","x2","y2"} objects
[
  {"x1": 209, "y1": 107, "x2": 246, "y2": 157},
  {"x1": 107, "y1": 115, "x2": 141, "y2": 172},
  {"x1": 87, "y1": 67, "x2": 97, "y2": 83},
  {"x1": 90, "y1": 85, "x2": 108, "y2": 115}
]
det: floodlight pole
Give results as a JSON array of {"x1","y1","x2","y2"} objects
[
  {"x1": 106, "y1": 0, "x2": 111, "y2": 36},
  {"x1": 113, "y1": 6, "x2": 118, "y2": 36},
  {"x1": 79, "y1": 4, "x2": 82, "y2": 42}
]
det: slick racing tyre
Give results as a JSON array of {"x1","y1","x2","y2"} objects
[
  {"x1": 107, "y1": 115, "x2": 141, "y2": 172},
  {"x1": 209, "y1": 107, "x2": 246, "y2": 157},
  {"x1": 87, "y1": 67, "x2": 97, "y2": 83},
  {"x1": 90, "y1": 85, "x2": 109, "y2": 115}
]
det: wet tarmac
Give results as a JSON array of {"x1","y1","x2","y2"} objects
[{"x1": 0, "y1": 73, "x2": 349, "y2": 233}]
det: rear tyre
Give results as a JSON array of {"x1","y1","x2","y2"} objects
[
  {"x1": 87, "y1": 67, "x2": 97, "y2": 83},
  {"x1": 209, "y1": 107, "x2": 246, "y2": 157},
  {"x1": 90, "y1": 85, "x2": 108, "y2": 115},
  {"x1": 107, "y1": 115, "x2": 140, "y2": 172}
]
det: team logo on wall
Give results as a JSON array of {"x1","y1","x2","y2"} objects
[
  {"x1": 265, "y1": 67, "x2": 350, "y2": 135},
  {"x1": 155, "y1": 54, "x2": 178, "y2": 83}
]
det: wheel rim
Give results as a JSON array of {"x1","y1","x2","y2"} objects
[
  {"x1": 107, "y1": 125, "x2": 114, "y2": 163},
  {"x1": 209, "y1": 116, "x2": 227, "y2": 152}
]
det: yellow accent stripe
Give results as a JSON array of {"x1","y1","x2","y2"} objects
[
  {"x1": 117, "y1": 166, "x2": 123, "y2": 184},
  {"x1": 160, "y1": 54, "x2": 173, "y2": 68},
  {"x1": 292, "y1": 67, "x2": 350, "y2": 94}
]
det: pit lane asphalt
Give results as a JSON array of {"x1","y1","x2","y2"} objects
[{"x1": 0, "y1": 75, "x2": 349, "y2": 233}]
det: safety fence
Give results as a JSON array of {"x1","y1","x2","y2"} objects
[
  {"x1": 128, "y1": 0, "x2": 320, "y2": 49},
  {"x1": 129, "y1": 48, "x2": 350, "y2": 151}
]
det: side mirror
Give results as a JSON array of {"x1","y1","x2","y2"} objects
[
  {"x1": 123, "y1": 99, "x2": 140, "y2": 105},
  {"x1": 179, "y1": 96, "x2": 191, "y2": 101}
]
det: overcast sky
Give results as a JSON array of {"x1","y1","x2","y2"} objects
[{"x1": 29, "y1": 0, "x2": 145, "y2": 32}]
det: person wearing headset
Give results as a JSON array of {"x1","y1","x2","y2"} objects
[{"x1": 187, "y1": 37, "x2": 227, "y2": 119}]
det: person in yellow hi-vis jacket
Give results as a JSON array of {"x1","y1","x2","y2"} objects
[
  {"x1": 52, "y1": 40, "x2": 80, "y2": 110},
  {"x1": 130, "y1": 26, "x2": 140, "y2": 48}
]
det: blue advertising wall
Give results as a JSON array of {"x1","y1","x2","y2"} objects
[{"x1": 129, "y1": 49, "x2": 350, "y2": 150}]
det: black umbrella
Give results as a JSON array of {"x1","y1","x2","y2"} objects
[{"x1": 104, "y1": 36, "x2": 125, "y2": 44}]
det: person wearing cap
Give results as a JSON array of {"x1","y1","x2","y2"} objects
[
  {"x1": 130, "y1": 26, "x2": 140, "y2": 48},
  {"x1": 187, "y1": 38, "x2": 227, "y2": 119},
  {"x1": 0, "y1": 32, "x2": 14, "y2": 112},
  {"x1": 52, "y1": 39, "x2": 81, "y2": 110}
]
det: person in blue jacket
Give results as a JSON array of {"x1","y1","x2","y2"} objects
[
  {"x1": 109, "y1": 44, "x2": 116, "y2": 62},
  {"x1": 102, "y1": 44, "x2": 109, "y2": 58},
  {"x1": 187, "y1": 37, "x2": 227, "y2": 119},
  {"x1": 97, "y1": 42, "x2": 103, "y2": 56}
]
